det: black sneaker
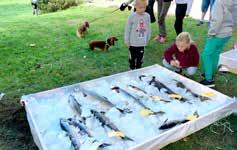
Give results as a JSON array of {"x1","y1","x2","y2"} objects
[
  {"x1": 201, "y1": 73, "x2": 205, "y2": 78},
  {"x1": 200, "y1": 79, "x2": 215, "y2": 88}
]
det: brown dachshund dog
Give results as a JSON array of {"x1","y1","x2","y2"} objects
[
  {"x1": 76, "y1": 21, "x2": 89, "y2": 38},
  {"x1": 89, "y1": 36, "x2": 118, "y2": 51}
]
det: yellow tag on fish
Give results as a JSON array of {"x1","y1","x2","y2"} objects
[
  {"x1": 186, "y1": 114, "x2": 198, "y2": 121},
  {"x1": 151, "y1": 96, "x2": 162, "y2": 101},
  {"x1": 139, "y1": 109, "x2": 154, "y2": 116},
  {"x1": 169, "y1": 94, "x2": 182, "y2": 100},
  {"x1": 201, "y1": 91, "x2": 215, "y2": 97},
  {"x1": 108, "y1": 131, "x2": 125, "y2": 138}
]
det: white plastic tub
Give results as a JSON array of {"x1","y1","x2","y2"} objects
[
  {"x1": 219, "y1": 49, "x2": 237, "y2": 74},
  {"x1": 21, "y1": 64, "x2": 237, "y2": 150}
]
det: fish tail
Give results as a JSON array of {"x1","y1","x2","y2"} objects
[
  {"x1": 117, "y1": 108, "x2": 132, "y2": 114},
  {"x1": 122, "y1": 136, "x2": 134, "y2": 141},
  {"x1": 138, "y1": 75, "x2": 146, "y2": 81},
  {"x1": 98, "y1": 143, "x2": 111, "y2": 148}
]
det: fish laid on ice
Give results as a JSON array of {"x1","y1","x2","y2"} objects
[
  {"x1": 60, "y1": 118, "x2": 83, "y2": 150},
  {"x1": 91, "y1": 109, "x2": 134, "y2": 141},
  {"x1": 68, "y1": 95, "x2": 86, "y2": 123},
  {"x1": 128, "y1": 84, "x2": 171, "y2": 103},
  {"x1": 159, "y1": 111, "x2": 199, "y2": 130},
  {"x1": 173, "y1": 80, "x2": 211, "y2": 101},
  {"x1": 159, "y1": 119, "x2": 189, "y2": 130},
  {"x1": 140, "y1": 75, "x2": 188, "y2": 102},
  {"x1": 60, "y1": 118, "x2": 110, "y2": 150},
  {"x1": 111, "y1": 86, "x2": 165, "y2": 116},
  {"x1": 76, "y1": 86, "x2": 132, "y2": 114}
]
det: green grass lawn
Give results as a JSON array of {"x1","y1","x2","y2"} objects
[{"x1": 0, "y1": 0, "x2": 236, "y2": 149}]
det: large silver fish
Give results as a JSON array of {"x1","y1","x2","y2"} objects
[
  {"x1": 140, "y1": 75, "x2": 188, "y2": 102},
  {"x1": 60, "y1": 118, "x2": 82, "y2": 150},
  {"x1": 77, "y1": 86, "x2": 132, "y2": 114},
  {"x1": 60, "y1": 118, "x2": 110, "y2": 150},
  {"x1": 111, "y1": 86, "x2": 165, "y2": 115},
  {"x1": 128, "y1": 84, "x2": 171, "y2": 103},
  {"x1": 68, "y1": 118, "x2": 93, "y2": 137},
  {"x1": 173, "y1": 80, "x2": 211, "y2": 101},
  {"x1": 159, "y1": 111, "x2": 199, "y2": 130},
  {"x1": 90, "y1": 109, "x2": 134, "y2": 141},
  {"x1": 68, "y1": 95, "x2": 86, "y2": 123}
]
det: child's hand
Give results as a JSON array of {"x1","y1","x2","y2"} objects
[
  {"x1": 175, "y1": 60, "x2": 181, "y2": 68},
  {"x1": 170, "y1": 60, "x2": 177, "y2": 66}
]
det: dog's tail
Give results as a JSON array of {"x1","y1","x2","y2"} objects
[{"x1": 76, "y1": 29, "x2": 82, "y2": 38}]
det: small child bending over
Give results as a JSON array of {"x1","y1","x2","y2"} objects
[
  {"x1": 125, "y1": 0, "x2": 151, "y2": 70},
  {"x1": 162, "y1": 32, "x2": 199, "y2": 77}
]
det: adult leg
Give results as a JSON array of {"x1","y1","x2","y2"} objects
[
  {"x1": 174, "y1": 4, "x2": 187, "y2": 35},
  {"x1": 145, "y1": 0, "x2": 156, "y2": 23},
  {"x1": 211, "y1": 36, "x2": 231, "y2": 73},
  {"x1": 201, "y1": 0, "x2": 210, "y2": 19},
  {"x1": 135, "y1": 47, "x2": 145, "y2": 69},
  {"x1": 209, "y1": 0, "x2": 216, "y2": 11},
  {"x1": 201, "y1": 37, "x2": 219, "y2": 81},
  {"x1": 158, "y1": 0, "x2": 171, "y2": 37}
]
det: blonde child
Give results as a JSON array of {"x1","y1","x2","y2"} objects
[
  {"x1": 125, "y1": 0, "x2": 151, "y2": 69},
  {"x1": 162, "y1": 32, "x2": 199, "y2": 77}
]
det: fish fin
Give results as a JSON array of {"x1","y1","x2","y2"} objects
[
  {"x1": 159, "y1": 122, "x2": 178, "y2": 130},
  {"x1": 163, "y1": 118, "x2": 168, "y2": 124},
  {"x1": 111, "y1": 86, "x2": 120, "y2": 93},
  {"x1": 100, "y1": 111, "x2": 106, "y2": 114},
  {"x1": 138, "y1": 75, "x2": 146, "y2": 81},
  {"x1": 99, "y1": 143, "x2": 111, "y2": 148},
  {"x1": 148, "y1": 76, "x2": 156, "y2": 85},
  {"x1": 193, "y1": 111, "x2": 199, "y2": 117},
  {"x1": 122, "y1": 136, "x2": 134, "y2": 141}
]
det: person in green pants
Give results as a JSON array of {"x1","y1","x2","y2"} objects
[{"x1": 200, "y1": 0, "x2": 235, "y2": 87}]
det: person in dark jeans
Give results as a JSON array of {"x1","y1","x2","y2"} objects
[{"x1": 174, "y1": 0, "x2": 193, "y2": 35}]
